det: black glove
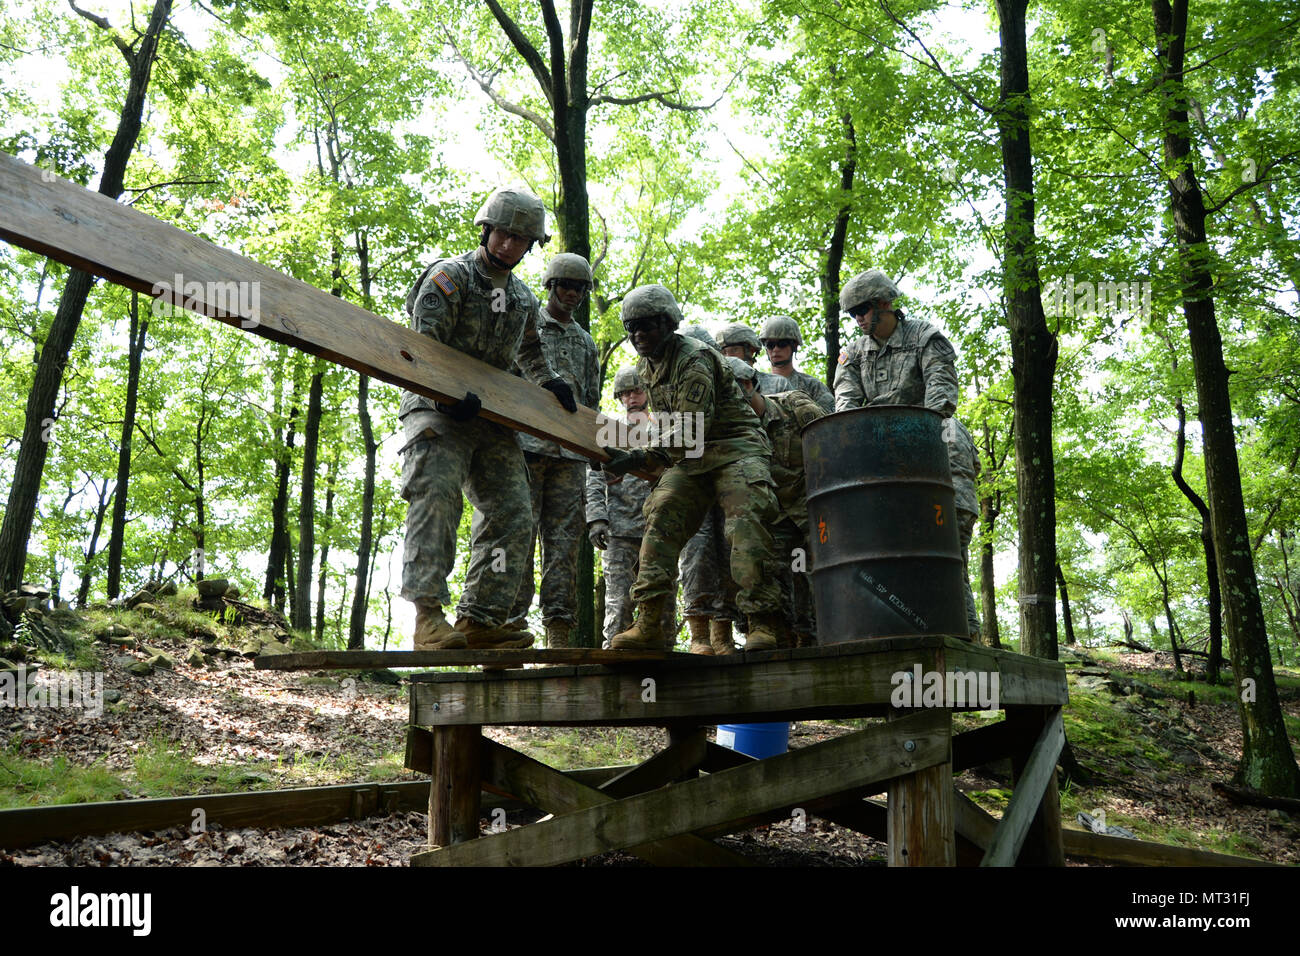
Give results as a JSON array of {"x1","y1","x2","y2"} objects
[
  {"x1": 602, "y1": 446, "x2": 647, "y2": 477},
  {"x1": 543, "y1": 378, "x2": 577, "y2": 413},
  {"x1": 435, "y1": 391, "x2": 481, "y2": 422}
]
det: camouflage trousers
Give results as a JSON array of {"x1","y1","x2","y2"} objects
[
  {"x1": 959, "y1": 508, "x2": 981, "y2": 639},
  {"x1": 506, "y1": 455, "x2": 586, "y2": 627},
  {"x1": 631, "y1": 457, "x2": 780, "y2": 615},
  {"x1": 602, "y1": 535, "x2": 678, "y2": 648},
  {"x1": 399, "y1": 420, "x2": 531, "y2": 625},
  {"x1": 772, "y1": 516, "x2": 816, "y2": 637},
  {"x1": 679, "y1": 506, "x2": 740, "y2": 622}
]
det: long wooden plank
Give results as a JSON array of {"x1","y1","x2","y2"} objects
[
  {"x1": 256, "y1": 648, "x2": 676, "y2": 671},
  {"x1": 980, "y1": 709, "x2": 1064, "y2": 866},
  {"x1": 1061, "y1": 829, "x2": 1276, "y2": 867},
  {"x1": 413, "y1": 710, "x2": 948, "y2": 867},
  {"x1": 477, "y1": 738, "x2": 750, "y2": 866},
  {"x1": 0, "y1": 781, "x2": 428, "y2": 849},
  {"x1": 0, "y1": 151, "x2": 614, "y2": 462}
]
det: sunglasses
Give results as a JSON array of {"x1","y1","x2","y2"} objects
[
  {"x1": 553, "y1": 279, "x2": 589, "y2": 293},
  {"x1": 847, "y1": 303, "x2": 873, "y2": 318},
  {"x1": 626, "y1": 316, "x2": 666, "y2": 335},
  {"x1": 763, "y1": 339, "x2": 797, "y2": 350}
]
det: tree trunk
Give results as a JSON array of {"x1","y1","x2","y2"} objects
[
  {"x1": 1055, "y1": 563, "x2": 1075, "y2": 646},
  {"x1": 1153, "y1": 0, "x2": 1300, "y2": 795},
  {"x1": 264, "y1": 357, "x2": 299, "y2": 610},
  {"x1": 995, "y1": 0, "x2": 1058, "y2": 660},
  {"x1": 978, "y1": 494, "x2": 1002, "y2": 649},
  {"x1": 292, "y1": 360, "x2": 325, "y2": 631},
  {"x1": 820, "y1": 108, "x2": 856, "y2": 387},
  {"x1": 348, "y1": 373, "x2": 377, "y2": 650},
  {"x1": 314, "y1": 449, "x2": 340, "y2": 644},
  {"x1": 1173, "y1": 399, "x2": 1223, "y2": 682},
  {"x1": 106, "y1": 292, "x2": 147, "y2": 600},
  {"x1": 0, "y1": 0, "x2": 173, "y2": 593},
  {"x1": 76, "y1": 479, "x2": 113, "y2": 607}
]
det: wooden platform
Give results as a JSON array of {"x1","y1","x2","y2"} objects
[{"x1": 394, "y1": 636, "x2": 1070, "y2": 866}]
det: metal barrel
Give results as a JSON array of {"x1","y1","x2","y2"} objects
[{"x1": 803, "y1": 405, "x2": 967, "y2": 642}]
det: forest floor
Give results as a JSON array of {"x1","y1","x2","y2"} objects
[{"x1": 1, "y1": 591, "x2": 1299, "y2": 867}]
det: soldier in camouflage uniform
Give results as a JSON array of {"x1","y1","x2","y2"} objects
[
  {"x1": 585, "y1": 368, "x2": 678, "y2": 649},
  {"x1": 945, "y1": 417, "x2": 982, "y2": 641},
  {"x1": 398, "y1": 187, "x2": 578, "y2": 651},
  {"x1": 676, "y1": 326, "x2": 741, "y2": 654},
  {"x1": 833, "y1": 269, "x2": 959, "y2": 417},
  {"x1": 759, "y1": 315, "x2": 835, "y2": 414},
  {"x1": 727, "y1": 357, "x2": 826, "y2": 647},
  {"x1": 601, "y1": 285, "x2": 785, "y2": 652},
  {"x1": 718, "y1": 322, "x2": 783, "y2": 395},
  {"x1": 506, "y1": 253, "x2": 601, "y2": 648}
]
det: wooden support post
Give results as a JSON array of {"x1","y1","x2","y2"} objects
[
  {"x1": 982, "y1": 707, "x2": 1064, "y2": 866},
  {"x1": 428, "y1": 725, "x2": 482, "y2": 848},
  {"x1": 887, "y1": 758, "x2": 955, "y2": 865}
]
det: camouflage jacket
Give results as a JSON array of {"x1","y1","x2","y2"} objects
[
  {"x1": 945, "y1": 417, "x2": 980, "y2": 517},
  {"x1": 584, "y1": 466, "x2": 653, "y2": 537},
  {"x1": 516, "y1": 309, "x2": 600, "y2": 460},
  {"x1": 638, "y1": 334, "x2": 771, "y2": 474},
  {"x1": 397, "y1": 250, "x2": 556, "y2": 440},
  {"x1": 763, "y1": 368, "x2": 835, "y2": 414},
  {"x1": 833, "y1": 317, "x2": 959, "y2": 417},
  {"x1": 758, "y1": 389, "x2": 827, "y2": 526}
]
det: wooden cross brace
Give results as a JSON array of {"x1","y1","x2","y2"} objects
[{"x1": 410, "y1": 709, "x2": 950, "y2": 867}]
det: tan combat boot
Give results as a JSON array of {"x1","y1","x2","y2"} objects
[
  {"x1": 744, "y1": 614, "x2": 782, "y2": 652},
  {"x1": 454, "y1": 616, "x2": 534, "y2": 649},
  {"x1": 413, "y1": 605, "x2": 468, "y2": 650},
  {"x1": 545, "y1": 620, "x2": 571, "y2": 649},
  {"x1": 686, "y1": 616, "x2": 713, "y2": 656},
  {"x1": 709, "y1": 619, "x2": 736, "y2": 655},
  {"x1": 612, "y1": 596, "x2": 669, "y2": 650}
]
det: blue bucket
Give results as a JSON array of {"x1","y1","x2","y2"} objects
[{"x1": 716, "y1": 722, "x2": 790, "y2": 759}]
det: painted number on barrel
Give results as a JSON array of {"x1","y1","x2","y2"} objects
[
  {"x1": 818, "y1": 517, "x2": 827, "y2": 544},
  {"x1": 934, "y1": 504, "x2": 944, "y2": 526}
]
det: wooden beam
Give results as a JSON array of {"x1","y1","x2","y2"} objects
[
  {"x1": 408, "y1": 640, "x2": 1067, "y2": 727},
  {"x1": 0, "y1": 151, "x2": 618, "y2": 463},
  {"x1": 952, "y1": 720, "x2": 1019, "y2": 773},
  {"x1": 413, "y1": 710, "x2": 949, "y2": 867},
  {"x1": 0, "y1": 781, "x2": 431, "y2": 849},
  {"x1": 980, "y1": 708, "x2": 1064, "y2": 867},
  {"x1": 887, "y1": 676, "x2": 955, "y2": 867},
  {"x1": 428, "y1": 726, "x2": 481, "y2": 847},
  {"x1": 256, "y1": 648, "x2": 676, "y2": 671},
  {"x1": 1061, "y1": 829, "x2": 1276, "y2": 867},
  {"x1": 598, "y1": 729, "x2": 707, "y2": 797},
  {"x1": 476, "y1": 738, "x2": 750, "y2": 866}
]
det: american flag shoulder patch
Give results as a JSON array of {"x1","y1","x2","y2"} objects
[
  {"x1": 837, "y1": 350, "x2": 849, "y2": 365},
  {"x1": 431, "y1": 270, "x2": 457, "y2": 296}
]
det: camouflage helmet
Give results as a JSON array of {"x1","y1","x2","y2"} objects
[
  {"x1": 678, "y1": 324, "x2": 721, "y2": 352},
  {"x1": 724, "y1": 355, "x2": 759, "y2": 385},
  {"x1": 543, "y1": 253, "x2": 593, "y2": 288},
  {"x1": 840, "y1": 269, "x2": 901, "y2": 313},
  {"x1": 717, "y1": 322, "x2": 762, "y2": 355},
  {"x1": 612, "y1": 367, "x2": 644, "y2": 395},
  {"x1": 621, "y1": 284, "x2": 683, "y2": 330},
  {"x1": 760, "y1": 315, "x2": 803, "y2": 348},
  {"x1": 474, "y1": 187, "x2": 550, "y2": 244}
]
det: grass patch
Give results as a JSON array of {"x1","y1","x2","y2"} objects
[{"x1": 509, "y1": 728, "x2": 649, "y2": 770}]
